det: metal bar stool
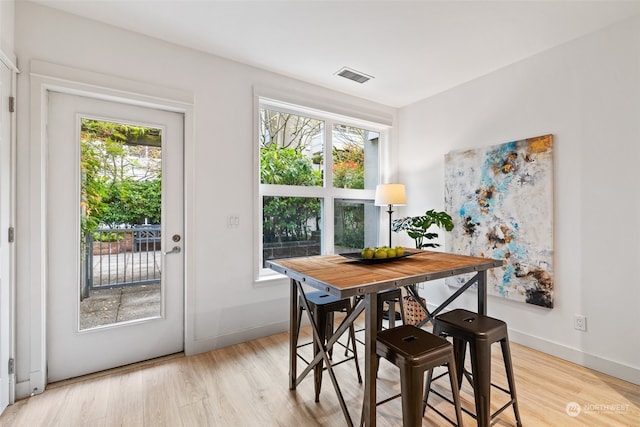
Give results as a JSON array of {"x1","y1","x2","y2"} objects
[
  {"x1": 377, "y1": 288, "x2": 405, "y2": 329},
  {"x1": 354, "y1": 288, "x2": 405, "y2": 345},
  {"x1": 376, "y1": 324, "x2": 464, "y2": 426},
  {"x1": 427, "y1": 309, "x2": 522, "y2": 427},
  {"x1": 295, "y1": 290, "x2": 362, "y2": 402}
]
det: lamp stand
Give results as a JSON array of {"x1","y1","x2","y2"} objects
[{"x1": 386, "y1": 204, "x2": 394, "y2": 247}]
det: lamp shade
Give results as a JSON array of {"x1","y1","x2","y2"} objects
[{"x1": 374, "y1": 184, "x2": 406, "y2": 206}]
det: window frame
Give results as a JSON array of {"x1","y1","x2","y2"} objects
[{"x1": 255, "y1": 95, "x2": 391, "y2": 281}]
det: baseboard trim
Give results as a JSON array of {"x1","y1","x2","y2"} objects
[
  {"x1": 508, "y1": 328, "x2": 640, "y2": 386},
  {"x1": 15, "y1": 380, "x2": 31, "y2": 400}
]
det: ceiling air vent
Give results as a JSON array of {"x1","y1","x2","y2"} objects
[{"x1": 335, "y1": 67, "x2": 373, "y2": 84}]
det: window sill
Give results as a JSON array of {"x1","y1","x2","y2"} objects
[{"x1": 254, "y1": 270, "x2": 288, "y2": 288}]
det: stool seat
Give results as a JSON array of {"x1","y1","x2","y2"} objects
[
  {"x1": 376, "y1": 325, "x2": 463, "y2": 426},
  {"x1": 436, "y1": 309, "x2": 507, "y2": 342},
  {"x1": 304, "y1": 291, "x2": 347, "y2": 311},
  {"x1": 377, "y1": 325, "x2": 451, "y2": 368},
  {"x1": 430, "y1": 309, "x2": 522, "y2": 427},
  {"x1": 296, "y1": 291, "x2": 361, "y2": 402}
]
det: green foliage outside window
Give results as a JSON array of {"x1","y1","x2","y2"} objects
[
  {"x1": 80, "y1": 119, "x2": 162, "y2": 236},
  {"x1": 334, "y1": 203, "x2": 365, "y2": 249},
  {"x1": 333, "y1": 142, "x2": 364, "y2": 189},
  {"x1": 260, "y1": 144, "x2": 322, "y2": 186},
  {"x1": 261, "y1": 145, "x2": 322, "y2": 243},
  {"x1": 263, "y1": 196, "x2": 321, "y2": 243}
]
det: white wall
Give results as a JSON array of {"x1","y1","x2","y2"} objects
[
  {"x1": 14, "y1": 1, "x2": 395, "y2": 398},
  {"x1": 398, "y1": 15, "x2": 640, "y2": 384},
  {"x1": 0, "y1": 0, "x2": 14, "y2": 54}
]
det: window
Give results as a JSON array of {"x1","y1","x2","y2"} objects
[{"x1": 258, "y1": 98, "x2": 386, "y2": 273}]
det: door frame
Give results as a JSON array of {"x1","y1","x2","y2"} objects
[
  {"x1": 27, "y1": 60, "x2": 194, "y2": 395},
  {"x1": 0, "y1": 50, "x2": 18, "y2": 412}
]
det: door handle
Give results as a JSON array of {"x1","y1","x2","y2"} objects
[{"x1": 163, "y1": 246, "x2": 181, "y2": 255}]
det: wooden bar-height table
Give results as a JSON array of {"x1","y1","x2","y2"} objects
[{"x1": 267, "y1": 249, "x2": 503, "y2": 427}]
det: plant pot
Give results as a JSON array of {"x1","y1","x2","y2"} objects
[{"x1": 402, "y1": 295, "x2": 427, "y2": 326}]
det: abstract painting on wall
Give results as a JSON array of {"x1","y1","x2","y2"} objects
[{"x1": 444, "y1": 134, "x2": 554, "y2": 308}]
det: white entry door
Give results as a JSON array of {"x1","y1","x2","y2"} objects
[{"x1": 47, "y1": 91, "x2": 184, "y2": 382}]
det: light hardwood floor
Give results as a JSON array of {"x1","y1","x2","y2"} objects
[{"x1": 1, "y1": 323, "x2": 639, "y2": 426}]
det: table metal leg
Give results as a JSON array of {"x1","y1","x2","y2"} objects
[
  {"x1": 361, "y1": 292, "x2": 377, "y2": 427},
  {"x1": 478, "y1": 270, "x2": 487, "y2": 315},
  {"x1": 289, "y1": 279, "x2": 298, "y2": 390}
]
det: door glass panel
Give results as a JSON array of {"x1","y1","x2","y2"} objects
[
  {"x1": 79, "y1": 118, "x2": 162, "y2": 330},
  {"x1": 262, "y1": 196, "x2": 322, "y2": 267}
]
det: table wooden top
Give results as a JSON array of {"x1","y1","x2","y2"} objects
[{"x1": 267, "y1": 249, "x2": 503, "y2": 298}]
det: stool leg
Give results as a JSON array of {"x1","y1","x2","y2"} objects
[
  {"x1": 452, "y1": 337, "x2": 467, "y2": 390},
  {"x1": 344, "y1": 329, "x2": 351, "y2": 357},
  {"x1": 326, "y1": 312, "x2": 334, "y2": 359},
  {"x1": 447, "y1": 353, "x2": 464, "y2": 427},
  {"x1": 344, "y1": 302, "x2": 354, "y2": 357},
  {"x1": 424, "y1": 321, "x2": 441, "y2": 414},
  {"x1": 469, "y1": 341, "x2": 492, "y2": 427},
  {"x1": 377, "y1": 294, "x2": 385, "y2": 332},
  {"x1": 423, "y1": 361, "x2": 465, "y2": 426},
  {"x1": 422, "y1": 368, "x2": 433, "y2": 416},
  {"x1": 344, "y1": 301, "x2": 362, "y2": 384},
  {"x1": 296, "y1": 306, "x2": 303, "y2": 345},
  {"x1": 399, "y1": 365, "x2": 423, "y2": 427},
  {"x1": 398, "y1": 297, "x2": 405, "y2": 325},
  {"x1": 374, "y1": 295, "x2": 385, "y2": 378},
  {"x1": 388, "y1": 299, "x2": 396, "y2": 328},
  {"x1": 500, "y1": 338, "x2": 523, "y2": 427}
]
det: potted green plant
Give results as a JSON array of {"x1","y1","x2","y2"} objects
[
  {"x1": 391, "y1": 209, "x2": 454, "y2": 249},
  {"x1": 391, "y1": 209, "x2": 454, "y2": 325}
]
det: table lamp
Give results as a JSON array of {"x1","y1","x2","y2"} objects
[{"x1": 374, "y1": 183, "x2": 406, "y2": 247}]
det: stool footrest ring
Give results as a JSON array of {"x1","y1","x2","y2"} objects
[{"x1": 428, "y1": 365, "x2": 519, "y2": 423}]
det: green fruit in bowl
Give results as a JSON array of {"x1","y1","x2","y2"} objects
[
  {"x1": 374, "y1": 248, "x2": 388, "y2": 258},
  {"x1": 395, "y1": 246, "x2": 405, "y2": 256},
  {"x1": 386, "y1": 248, "x2": 397, "y2": 258},
  {"x1": 361, "y1": 248, "x2": 374, "y2": 259}
]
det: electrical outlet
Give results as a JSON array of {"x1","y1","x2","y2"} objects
[
  {"x1": 574, "y1": 314, "x2": 587, "y2": 331},
  {"x1": 227, "y1": 215, "x2": 240, "y2": 229}
]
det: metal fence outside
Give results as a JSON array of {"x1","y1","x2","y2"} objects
[{"x1": 83, "y1": 225, "x2": 162, "y2": 298}]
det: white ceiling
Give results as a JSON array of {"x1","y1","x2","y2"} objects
[{"x1": 30, "y1": 0, "x2": 640, "y2": 107}]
